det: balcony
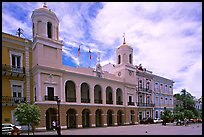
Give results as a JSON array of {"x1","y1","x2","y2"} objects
[
  {"x1": 94, "y1": 99, "x2": 102, "y2": 104},
  {"x1": 2, "y1": 96, "x2": 26, "y2": 106},
  {"x1": 66, "y1": 97, "x2": 76, "y2": 102},
  {"x1": 2, "y1": 64, "x2": 25, "y2": 77},
  {"x1": 136, "y1": 87, "x2": 152, "y2": 93},
  {"x1": 128, "y1": 102, "x2": 135, "y2": 106},
  {"x1": 81, "y1": 98, "x2": 90, "y2": 103},
  {"x1": 44, "y1": 95, "x2": 58, "y2": 101},
  {"x1": 137, "y1": 102, "x2": 155, "y2": 107},
  {"x1": 106, "y1": 100, "x2": 113, "y2": 104},
  {"x1": 116, "y1": 101, "x2": 123, "y2": 105}
]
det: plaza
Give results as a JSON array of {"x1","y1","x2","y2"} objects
[{"x1": 21, "y1": 123, "x2": 202, "y2": 135}]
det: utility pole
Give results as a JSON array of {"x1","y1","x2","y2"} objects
[{"x1": 16, "y1": 28, "x2": 23, "y2": 37}]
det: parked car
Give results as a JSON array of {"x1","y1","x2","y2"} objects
[
  {"x1": 153, "y1": 118, "x2": 163, "y2": 123},
  {"x1": 197, "y1": 118, "x2": 202, "y2": 123},
  {"x1": 176, "y1": 119, "x2": 184, "y2": 126},
  {"x1": 140, "y1": 118, "x2": 154, "y2": 124},
  {"x1": 2, "y1": 123, "x2": 21, "y2": 135}
]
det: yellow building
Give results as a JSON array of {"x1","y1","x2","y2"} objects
[{"x1": 2, "y1": 32, "x2": 33, "y2": 125}]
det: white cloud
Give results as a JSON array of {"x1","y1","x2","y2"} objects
[{"x1": 90, "y1": 2, "x2": 202, "y2": 98}]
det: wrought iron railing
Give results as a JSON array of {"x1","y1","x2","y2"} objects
[
  {"x1": 81, "y1": 98, "x2": 90, "y2": 103},
  {"x1": 66, "y1": 97, "x2": 76, "y2": 102},
  {"x1": 128, "y1": 102, "x2": 135, "y2": 106},
  {"x1": 2, "y1": 64, "x2": 25, "y2": 74},
  {"x1": 2, "y1": 96, "x2": 26, "y2": 105},
  {"x1": 137, "y1": 102, "x2": 155, "y2": 107},
  {"x1": 136, "y1": 87, "x2": 152, "y2": 93},
  {"x1": 106, "y1": 100, "x2": 113, "y2": 104},
  {"x1": 94, "y1": 99, "x2": 102, "y2": 104},
  {"x1": 116, "y1": 101, "x2": 123, "y2": 105},
  {"x1": 44, "y1": 95, "x2": 58, "y2": 101}
]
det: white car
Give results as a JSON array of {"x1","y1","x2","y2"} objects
[
  {"x1": 2, "y1": 123, "x2": 21, "y2": 135},
  {"x1": 153, "y1": 118, "x2": 163, "y2": 123}
]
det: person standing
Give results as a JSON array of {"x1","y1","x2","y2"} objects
[
  {"x1": 52, "y1": 120, "x2": 56, "y2": 130},
  {"x1": 11, "y1": 126, "x2": 20, "y2": 135}
]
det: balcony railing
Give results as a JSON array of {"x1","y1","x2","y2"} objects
[
  {"x1": 81, "y1": 98, "x2": 90, "y2": 103},
  {"x1": 2, "y1": 96, "x2": 26, "y2": 105},
  {"x1": 116, "y1": 101, "x2": 123, "y2": 105},
  {"x1": 128, "y1": 102, "x2": 135, "y2": 106},
  {"x1": 44, "y1": 95, "x2": 58, "y2": 101},
  {"x1": 94, "y1": 99, "x2": 102, "y2": 104},
  {"x1": 136, "y1": 87, "x2": 152, "y2": 93},
  {"x1": 2, "y1": 64, "x2": 25, "y2": 77},
  {"x1": 137, "y1": 102, "x2": 155, "y2": 107},
  {"x1": 66, "y1": 97, "x2": 76, "y2": 102},
  {"x1": 106, "y1": 100, "x2": 113, "y2": 104}
]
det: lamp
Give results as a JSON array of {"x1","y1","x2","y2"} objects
[{"x1": 57, "y1": 97, "x2": 61, "y2": 135}]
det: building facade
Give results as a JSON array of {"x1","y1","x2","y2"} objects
[
  {"x1": 2, "y1": 4, "x2": 174, "y2": 130},
  {"x1": 153, "y1": 75, "x2": 174, "y2": 119},
  {"x1": 2, "y1": 32, "x2": 33, "y2": 125}
]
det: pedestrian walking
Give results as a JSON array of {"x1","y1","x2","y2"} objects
[
  {"x1": 184, "y1": 118, "x2": 187, "y2": 126},
  {"x1": 11, "y1": 126, "x2": 20, "y2": 135},
  {"x1": 52, "y1": 120, "x2": 56, "y2": 130}
]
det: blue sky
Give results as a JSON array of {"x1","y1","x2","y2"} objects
[{"x1": 2, "y1": 2, "x2": 202, "y2": 99}]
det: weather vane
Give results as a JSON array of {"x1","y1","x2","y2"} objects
[
  {"x1": 97, "y1": 52, "x2": 101, "y2": 64},
  {"x1": 123, "y1": 32, "x2": 126, "y2": 44}
]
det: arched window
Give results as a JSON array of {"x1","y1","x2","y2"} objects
[
  {"x1": 47, "y1": 22, "x2": 52, "y2": 38},
  {"x1": 118, "y1": 55, "x2": 121, "y2": 64},
  {"x1": 129, "y1": 54, "x2": 132, "y2": 64}
]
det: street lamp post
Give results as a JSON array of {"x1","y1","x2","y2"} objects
[{"x1": 57, "y1": 97, "x2": 61, "y2": 135}]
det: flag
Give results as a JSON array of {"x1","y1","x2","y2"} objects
[
  {"x1": 89, "y1": 49, "x2": 92, "y2": 60},
  {"x1": 78, "y1": 45, "x2": 80, "y2": 56}
]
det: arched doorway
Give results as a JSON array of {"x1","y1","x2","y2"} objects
[
  {"x1": 66, "y1": 109, "x2": 77, "y2": 129},
  {"x1": 130, "y1": 110, "x2": 135, "y2": 124},
  {"x1": 107, "y1": 109, "x2": 113, "y2": 126},
  {"x1": 82, "y1": 109, "x2": 91, "y2": 128},
  {"x1": 45, "y1": 108, "x2": 57, "y2": 130},
  {"x1": 116, "y1": 88, "x2": 123, "y2": 105},
  {"x1": 95, "y1": 109, "x2": 103, "y2": 127},
  {"x1": 94, "y1": 85, "x2": 102, "y2": 104},
  {"x1": 65, "y1": 80, "x2": 76, "y2": 102},
  {"x1": 117, "y1": 110, "x2": 123, "y2": 126},
  {"x1": 81, "y1": 83, "x2": 90, "y2": 103},
  {"x1": 106, "y1": 86, "x2": 113, "y2": 104}
]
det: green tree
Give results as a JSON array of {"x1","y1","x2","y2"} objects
[
  {"x1": 14, "y1": 103, "x2": 40, "y2": 135},
  {"x1": 173, "y1": 89, "x2": 199, "y2": 120},
  {"x1": 161, "y1": 108, "x2": 173, "y2": 125}
]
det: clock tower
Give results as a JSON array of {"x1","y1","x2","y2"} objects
[{"x1": 115, "y1": 36, "x2": 135, "y2": 85}]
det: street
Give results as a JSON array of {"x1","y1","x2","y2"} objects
[{"x1": 21, "y1": 123, "x2": 202, "y2": 135}]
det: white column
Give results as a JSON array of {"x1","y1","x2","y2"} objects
[
  {"x1": 113, "y1": 88, "x2": 116, "y2": 105},
  {"x1": 37, "y1": 72, "x2": 42, "y2": 101},
  {"x1": 102, "y1": 87, "x2": 106, "y2": 104},
  {"x1": 90, "y1": 86, "x2": 94, "y2": 104},
  {"x1": 76, "y1": 85, "x2": 81, "y2": 103},
  {"x1": 144, "y1": 94, "x2": 146, "y2": 104},
  {"x1": 60, "y1": 77, "x2": 64, "y2": 102},
  {"x1": 25, "y1": 46, "x2": 30, "y2": 103}
]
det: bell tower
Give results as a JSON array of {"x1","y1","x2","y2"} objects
[
  {"x1": 31, "y1": 3, "x2": 63, "y2": 68},
  {"x1": 31, "y1": 3, "x2": 59, "y2": 40},
  {"x1": 115, "y1": 35, "x2": 135, "y2": 85},
  {"x1": 116, "y1": 34, "x2": 133, "y2": 66}
]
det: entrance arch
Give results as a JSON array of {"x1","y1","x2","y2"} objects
[
  {"x1": 117, "y1": 110, "x2": 123, "y2": 126},
  {"x1": 107, "y1": 109, "x2": 113, "y2": 126},
  {"x1": 65, "y1": 80, "x2": 76, "y2": 102},
  {"x1": 45, "y1": 108, "x2": 57, "y2": 130},
  {"x1": 66, "y1": 109, "x2": 77, "y2": 128},
  {"x1": 95, "y1": 109, "x2": 103, "y2": 127},
  {"x1": 82, "y1": 109, "x2": 91, "y2": 128}
]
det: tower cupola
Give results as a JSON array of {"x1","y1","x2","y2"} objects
[{"x1": 31, "y1": 3, "x2": 59, "y2": 41}]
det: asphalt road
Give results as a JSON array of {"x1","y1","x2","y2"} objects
[{"x1": 21, "y1": 123, "x2": 202, "y2": 135}]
